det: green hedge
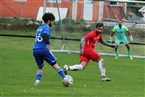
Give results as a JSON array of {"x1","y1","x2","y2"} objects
[{"x1": 0, "y1": 17, "x2": 145, "y2": 38}]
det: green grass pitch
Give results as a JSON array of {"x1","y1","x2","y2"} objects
[{"x1": 0, "y1": 36, "x2": 145, "y2": 97}]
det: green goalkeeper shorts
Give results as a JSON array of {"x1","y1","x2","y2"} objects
[{"x1": 115, "y1": 38, "x2": 129, "y2": 45}]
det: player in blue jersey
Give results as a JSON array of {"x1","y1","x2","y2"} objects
[
  {"x1": 33, "y1": 12, "x2": 72, "y2": 86},
  {"x1": 109, "y1": 20, "x2": 133, "y2": 60}
]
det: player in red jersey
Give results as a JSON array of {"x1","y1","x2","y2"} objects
[{"x1": 64, "y1": 23, "x2": 115, "y2": 81}]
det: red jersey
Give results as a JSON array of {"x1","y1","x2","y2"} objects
[{"x1": 83, "y1": 30, "x2": 103, "y2": 49}]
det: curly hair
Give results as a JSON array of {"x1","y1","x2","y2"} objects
[
  {"x1": 96, "y1": 23, "x2": 103, "y2": 28},
  {"x1": 42, "y1": 12, "x2": 55, "y2": 23}
]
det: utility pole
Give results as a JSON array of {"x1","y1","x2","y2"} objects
[
  {"x1": 72, "y1": 0, "x2": 77, "y2": 20},
  {"x1": 43, "y1": 0, "x2": 47, "y2": 15}
]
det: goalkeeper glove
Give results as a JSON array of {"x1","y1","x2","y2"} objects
[
  {"x1": 130, "y1": 35, "x2": 133, "y2": 41},
  {"x1": 109, "y1": 37, "x2": 113, "y2": 42}
]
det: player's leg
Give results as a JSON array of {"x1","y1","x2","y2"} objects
[
  {"x1": 33, "y1": 49, "x2": 44, "y2": 85},
  {"x1": 52, "y1": 63, "x2": 66, "y2": 79},
  {"x1": 125, "y1": 44, "x2": 133, "y2": 60},
  {"x1": 90, "y1": 50, "x2": 111, "y2": 81},
  {"x1": 123, "y1": 37, "x2": 133, "y2": 60},
  {"x1": 35, "y1": 68, "x2": 43, "y2": 85},
  {"x1": 64, "y1": 60, "x2": 87, "y2": 71},
  {"x1": 53, "y1": 63, "x2": 73, "y2": 85},
  {"x1": 43, "y1": 49, "x2": 66, "y2": 79},
  {"x1": 115, "y1": 45, "x2": 119, "y2": 59},
  {"x1": 115, "y1": 39, "x2": 120, "y2": 58},
  {"x1": 98, "y1": 59, "x2": 106, "y2": 77},
  {"x1": 63, "y1": 54, "x2": 89, "y2": 74},
  {"x1": 97, "y1": 58, "x2": 111, "y2": 81},
  {"x1": 125, "y1": 43, "x2": 131, "y2": 56},
  {"x1": 43, "y1": 48, "x2": 72, "y2": 84}
]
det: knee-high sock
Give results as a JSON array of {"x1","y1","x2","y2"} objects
[
  {"x1": 57, "y1": 68, "x2": 66, "y2": 79},
  {"x1": 115, "y1": 48, "x2": 118, "y2": 57},
  {"x1": 98, "y1": 59, "x2": 106, "y2": 77},
  {"x1": 36, "y1": 71, "x2": 42, "y2": 80},
  {"x1": 127, "y1": 49, "x2": 131, "y2": 57},
  {"x1": 69, "y1": 64, "x2": 83, "y2": 71}
]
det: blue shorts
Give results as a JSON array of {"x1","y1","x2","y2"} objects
[{"x1": 33, "y1": 48, "x2": 57, "y2": 68}]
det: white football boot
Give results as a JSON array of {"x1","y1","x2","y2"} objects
[
  {"x1": 63, "y1": 65, "x2": 69, "y2": 74},
  {"x1": 34, "y1": 80, "x2": 40, "y2": 86},
  {"x1": 101, "y1": 76, "x2": 112, "y2": 81}
]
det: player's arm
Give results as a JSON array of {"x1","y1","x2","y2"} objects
[
  {"x1": 109, "y1": 27, "x2": 115, "y2": 42},
  {"x1": 80, "y1": 38, "x2": 85, "y2": 53},
  {"x1": 80, "y1": 32, "x2": 93, "y2": 53},
  {"x1": 126, "y1": 26, "x2": 132, "y2": 36},
  {"x1": 110, "y1": 31, "x2": 115, "y2": 37},
  {"x1": 126, "y1": 26, "x2": 133, "y2": 41},
  {"x1": 100, "y1": 39, "x2": 115, "y2": 48},
  {"x1": 42, "y1": 33, "x2": 50, "y2": 44},
  {"x1": 42, "y1": 33, "x2": 50, "y2": 49},
  {"x1": 42, "y1": 28, "x2": 51, "y2": 49}
]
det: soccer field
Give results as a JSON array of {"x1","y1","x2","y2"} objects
[{"x1": 0, "y1": 36, "x2": 145, "y2": 97}]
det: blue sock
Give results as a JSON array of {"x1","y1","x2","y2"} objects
[
  {"x1": 57, "y1": 68, "x2": 66, "y2": 79},
  {"x1": 36, "y1": 71, "x2": 42, "y2": 80}
]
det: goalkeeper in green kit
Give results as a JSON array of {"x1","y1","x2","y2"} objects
[{"x1": 109, "y1": 20, "x2": 133, "y2": 60}]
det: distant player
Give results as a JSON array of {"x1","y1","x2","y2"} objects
[
  {"x1": 33, "y1": 12, "x2": 71, "y2": 85},
  {"x1": 109, "y1": 20, "x2": 133, "y2": 59},
  {"x1": 64, "y1": 23, "x2": 115, "y2": 81}
]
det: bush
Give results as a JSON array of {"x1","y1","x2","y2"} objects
[
  {"x1": 53, "y1": 18, "x2": 92, "y2": 33},
  {"x1": 0, "y1": 17, "x2": 40, "y2": 31},
  {"x1": 1, "y1": 17, "x2": 144, "y2": 39}
]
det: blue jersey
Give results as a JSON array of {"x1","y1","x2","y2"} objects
[
  {"x1": 33, "y1": 24, "x2": 51, "y2": 49},
  {"x1": 33, "y1": 24, "x2": 57, "y2": 67}
]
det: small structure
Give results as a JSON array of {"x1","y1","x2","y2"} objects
[{"x1": 139, "y1": 6, "x2": 145, "y2": 21}]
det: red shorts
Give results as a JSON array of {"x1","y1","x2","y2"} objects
[{"x1": 80, "y1": 48, "x2": 101, "y2": 65}]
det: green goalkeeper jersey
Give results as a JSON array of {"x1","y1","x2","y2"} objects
[{"x1": 112, "y1": 25, "x2": 129, "y2": 40}]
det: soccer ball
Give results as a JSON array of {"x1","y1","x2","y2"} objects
[{"x1": 62, "y1": 75, "x2": 73, "y2": 87}]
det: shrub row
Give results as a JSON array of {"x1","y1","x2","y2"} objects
[{"x1": 0, "y1": 17, "x2": 144, "y2": 37}]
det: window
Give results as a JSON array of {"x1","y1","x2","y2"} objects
[
  {"x1": 110, "y1": 2, "x2": 117, "y2": 6},
  {"x1": 127, "y1": 3, "x2": 136, "y2": 7},
  {"x1": 13, "y1": 0, "x2": 27, "y2": 2},
  {"x1": 47, "y1": 0, "x2": 61, "y2": 3},
  {"x1": 84, "y1": 0, "x2": 93, "y2": 4}
]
